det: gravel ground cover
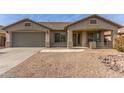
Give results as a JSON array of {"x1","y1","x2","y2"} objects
[{"x1": 0, "y1": 49, "x2": 124, "y2": 78}]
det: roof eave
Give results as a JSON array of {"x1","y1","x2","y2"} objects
[{"x1": 2, "y1": 18, "x2": 53, "y2": 31}]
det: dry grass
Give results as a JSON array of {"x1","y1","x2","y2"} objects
[{"x1": 0, "y1": 49, "x2": 124, "y2": 78}]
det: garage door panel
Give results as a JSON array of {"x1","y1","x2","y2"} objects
[{"x1": 12, "y1": 32, "x2": 45, "y2": 47}]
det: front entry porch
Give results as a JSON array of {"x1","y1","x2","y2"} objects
[{"x1": 68, "y1": 29, "x2": 113, "y2": 49}]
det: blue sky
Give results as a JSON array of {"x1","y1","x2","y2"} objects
[{"x1": 0, "y1": 14, "x2": 124, "y2": 26}]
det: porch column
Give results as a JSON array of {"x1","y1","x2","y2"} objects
[
  {"x1": 111, "y1": 29, "x2": 118, "y2": 48},
  {"x1": 45, "y1": 30, "x2": 50, "y2": 48},
  {"x1": 100, "y1": 31, "x2": 104, "y2": 48},
  {"x1": 5, "y1": 32, "x2": 11, "y2": 47},
  {"x1": 82, "y1": 31, "x2": 87, "y2": 47},
  {"x1": 67, "y1": 30, "x2": 73, "y2": 48}
]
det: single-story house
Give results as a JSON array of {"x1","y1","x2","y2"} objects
[
  {"x1": 0, "y1": 26, "x2": 6, "y2": 46},
  {"x1": 2, "y1": 14, "x2": 123, "y2": 48}
]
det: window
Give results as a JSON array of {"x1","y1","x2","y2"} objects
[
  {"x1": 88, "y1": 32, "x2": 100, "y2": 42},
  {"x1": 25, "y1": 23, "x2": 31, "y2": 27},
  {"x1": 55, "y1": 33, "x2": 66, "y2": 43},
  {"x1": 90, "y1": 20, "x2": 97, "y2": 24}
]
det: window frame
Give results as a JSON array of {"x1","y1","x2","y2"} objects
[
  {"x1": 25, "y1": 22, "x2": 32, "y2": 27},
  {"x1": 54, "y1": 32, "x2": 66, "y2": 43},
  {"x1": 89, "y1": 19, "x2": 97, "y2": 25}
]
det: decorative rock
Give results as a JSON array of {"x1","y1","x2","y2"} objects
[
  {"x1": 99, "y1": 54, "x2": 124, "y2": 73},
  {"x1": 112, "y1": 65, "x2": 120, "y2": 71}
]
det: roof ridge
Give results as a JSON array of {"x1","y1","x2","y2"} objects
[{"x1": 38, "y1": 21, "x2": 72, "y2": 23}]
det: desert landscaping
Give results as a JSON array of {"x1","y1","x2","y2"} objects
[
  {"x1": 0, "y1": 14, "x2": 124, "y2": 78},
  {"x1": 0, "y1": 49, "x2": 124, "y2": 78}
]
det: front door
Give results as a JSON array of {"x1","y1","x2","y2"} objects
[{"x1": 73, "y1": 32, "x2": 81, "y2": 46}]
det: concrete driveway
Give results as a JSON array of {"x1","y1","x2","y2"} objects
[{"x1": 0, "y1": 48, "x2": 42, "y2": 75}]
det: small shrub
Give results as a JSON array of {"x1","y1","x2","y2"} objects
[{"x1": 115, "y1": 36, "x2": 124, "y2": 52}]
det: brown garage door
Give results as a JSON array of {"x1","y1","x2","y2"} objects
[{"x1": 12, "y1": 32, "x2": 45, "y2": 47}]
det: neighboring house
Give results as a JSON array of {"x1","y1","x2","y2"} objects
[
  {"x1": 104, "y1": 28, "x2": 124, "y2": 41},
  {"x1": 119, "y1": 28, "x2": 124, "y2": 36},
  {"x1": 2, "y1": 15, "x2": 123, "y2": 48},
  {"x1": 0, "y1": 26, "x2": 6, "y2": 46}
]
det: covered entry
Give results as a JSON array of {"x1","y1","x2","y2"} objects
[
  {"x1": 12, "y1": 32, "x2": 45, "y2": 47},
  {"x1": 86, "y1": 30, "x2": 111, "y2": 48},
  {"x1": 66, "y1": 15, "x2": 122, "y2": 48}
]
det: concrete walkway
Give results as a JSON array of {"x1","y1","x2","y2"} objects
[
  {"x1": 40, "y1": 48, "x2": 85, "y2": 52},
  {"x1": 0, "y1": 48, "x2": 42, "y2": 75}
]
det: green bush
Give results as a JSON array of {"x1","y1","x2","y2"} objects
[{"x1": 115, "y1": 36, "x2": 124, "y2": 52}]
